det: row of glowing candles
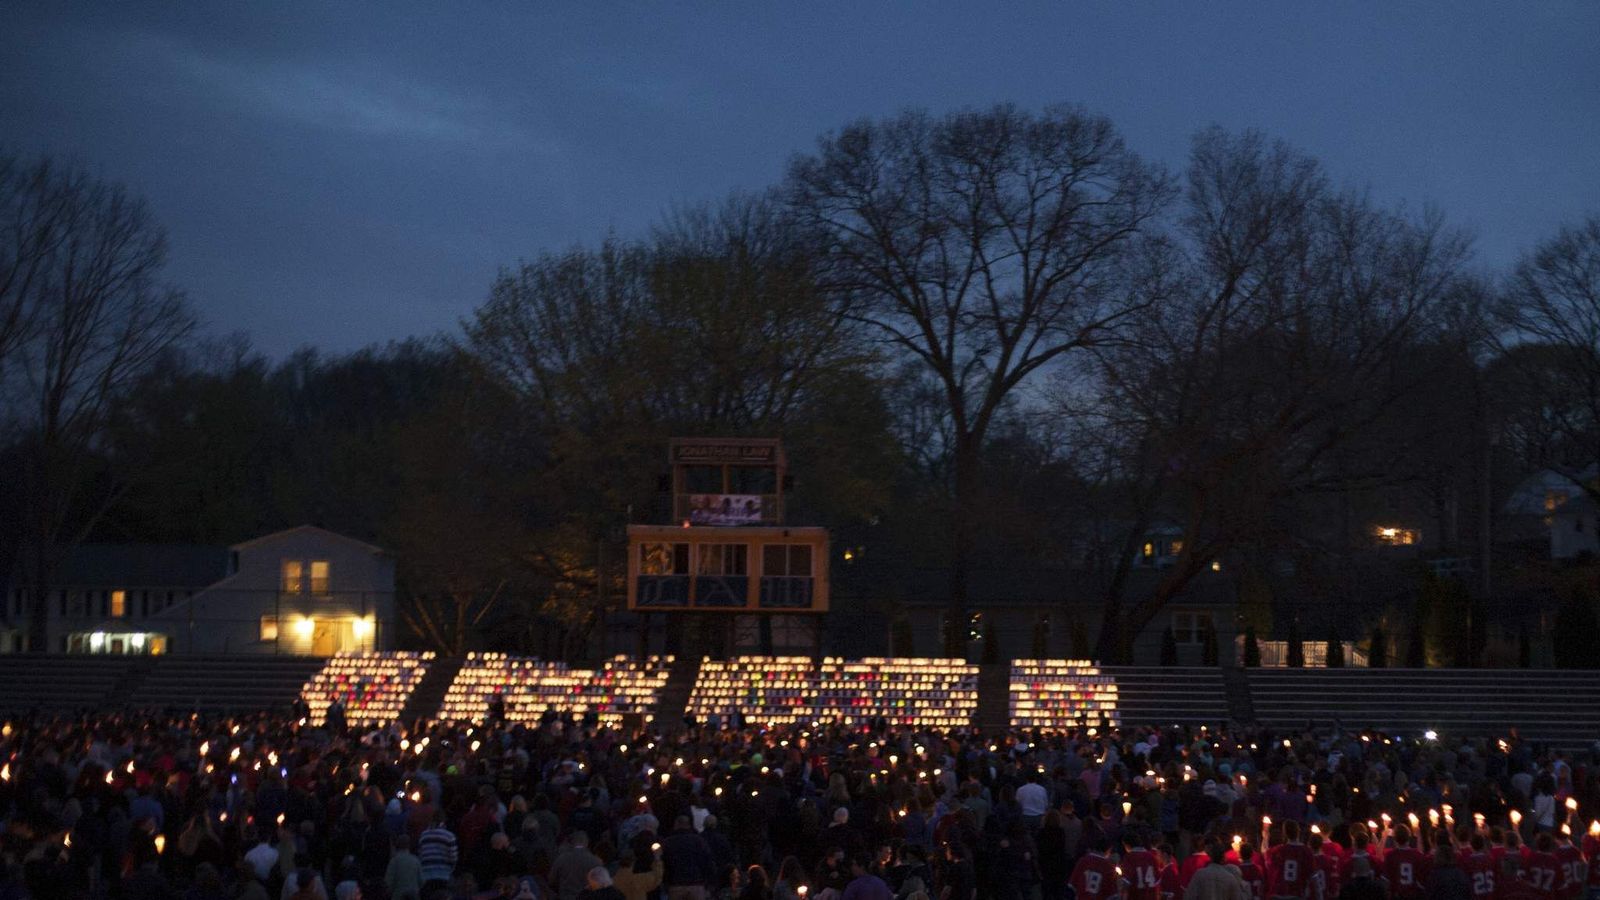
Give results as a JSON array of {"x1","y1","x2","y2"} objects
[
  {"x1": 301, "y1": 652, "x2": 431, "y2": 725},
  {"x1": 689, "y1": 658, "x2": 979, "y2": 727},
  {"x1": 438, "y1": 656, "x2": 672, "y2": 725},
  {"x1": 1009, "y1": 661, "x2": 1118, "y2": 728},
  {"x1": 1186, "y1": 773, "x2": 1600, "y2": 848}
]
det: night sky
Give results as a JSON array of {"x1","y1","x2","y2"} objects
[{"x1": 4, "y1": 3, "x2": 1597, "y2": 356}]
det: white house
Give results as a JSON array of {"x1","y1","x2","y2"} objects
[
  {"x1": 4, "y1": 526, "x2": 395, "y2": 655},
  {"x1": 1502, "y1": 468, "x2": 1599, "y2": 560},
  {"x1": 1550, "y1": 495, "x2": 1600, "y2": 560}
]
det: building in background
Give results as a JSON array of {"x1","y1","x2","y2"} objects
[{"x1": 3, "y1": 525, "x2": 395, "y2": 655}]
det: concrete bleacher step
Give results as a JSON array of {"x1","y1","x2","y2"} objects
[
  {"x1": 0, "y1": 655, "x2": 135, "y2": 712},
  {"x1": 398, "y1": 656, "x2": 462, "y2": 724},
  {"x1": 127, "y1": 655, "x2": 326, "y2": 712},
  {"x1": 1245, "y1": 668, "x2": 1600, "y2": 750},
  {"x1": 1100, "y1": 667, "x2": 1230, "y2": 726}
]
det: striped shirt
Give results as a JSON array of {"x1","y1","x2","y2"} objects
[{"x1": 417, "y1": 824, "x2": 459, "y2": 882}]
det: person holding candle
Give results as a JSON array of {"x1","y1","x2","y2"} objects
[
  {"x1": 1383, "y1": 825, "x2": 1431, "y2": 900},
  {"x1": 1266, "y1": 821, "x2": 1318, "y2": 900}
]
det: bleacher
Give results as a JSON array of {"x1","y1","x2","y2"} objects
[
  {"x1": 437, "y1": 654, "x2": 672, "y2": 728},
  {"x1": 301, "y1": 651, "x2": 433, "y2": 725},
  {"x1": 1098, "y1": 666, "x2": 1230, "y2": 726},
  {"x1": 0, "y1": 655, "x2": 133, "y2": 711},
  {"x1": 1010, "y1": 659, "x2": 1119, "y2": 729},
  {"x1": 688, "y1": 656, "x2": 979, "y2": 728},
  {"x1": 1246, "y1": 668, "x2": 1600, "y2": 749},
  {"x1": 128, "y1": 655, "x2": 326, "y2": 712},
  {"x1": 689, "y1": 656, "x2": 815, "y2": 727}
]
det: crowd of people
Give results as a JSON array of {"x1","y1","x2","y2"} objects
[{"x1": 1, "y1": 704, "x2": 1597, "y2": 900}]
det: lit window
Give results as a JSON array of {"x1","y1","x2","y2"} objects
[
  {"x1": 309, "y1": 560, "x2": 330, "y2": 594},
  {"x1": 1169, "y1": 540, "x2": 1184, "y2": 556},
  {"x1": 282, "y1": 560, "x2": 304, "y2": 593},
  {"x1": 110, "y1": 590, "x2": 126, "y2": 617},
  {"x1": 260, "y1": 616, "x2": 279, "y2": 641},
  {"x1": 1373, "y1": 526, "x2": 1419, "y2": 546},
  {"x1": 1142, "y1": 542, "x2": 1154, "y2": 557},
  {"x1": 640, "y1": 543, "x2": 690, "y2": 576}
]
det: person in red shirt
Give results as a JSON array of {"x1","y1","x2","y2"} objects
[
  {"x1": 1526, "y1": 834, "x2": 1563, "y2": 898},
  {"x1": 1384, "y1": 825, "x2": 1432, "y2": 900},
  {"x1": 1267, "y1": 821, "x2": 1319, "y2": 900},
  {"x1": 1311, "y1": 833, "x2": 1342, "y2": 900},
  {"x1": 1157, "y1": 844, "x2": 1183, "y2": 900},
  {"x1": 1464, "y1": 835, "x2": 1499, "y2": 900},
  {"x1": 1070, "y1": 840, "x2": 1122, "y2": 900},
  {"x1": 1180, "y1": 844, "x2": 1213, "y2": 890},
  {"x1": 1499, "y1": 855, "x2": 1545, "y2": 900},
  {"x1": 1238, "y1": 843, "x2": 1267, "y2": 900},
  {"x1": 1123, "y1": 836, "x2": 1163, "y2": 900},
  {"x1": 1581, "y1": 823, "x2": 1600, "y2": 900},
  {"x1": 1551, "y1": 830, "x2": 1585, "y2": 900}
]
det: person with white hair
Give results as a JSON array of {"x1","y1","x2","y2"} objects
[{"x1": 579, "y1": 865, "x2": 626, "y2": 900}]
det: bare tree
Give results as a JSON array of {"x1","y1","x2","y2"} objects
[
  {"x1": 0, "y1": 156, "x2": 72, "y2": 397},
  {"x1": 1493, "y1": 216, "x2": 1600, "y2": 498},
  {"x1": 1081, "y1": 128, "x2": 1474, "y2": 661},
  {"x1": 5, "y1": 158, "x2": 194, "y2": 651},
  {"x1": 785, "y1": 104, "x2": 1171, "y2": 654}
]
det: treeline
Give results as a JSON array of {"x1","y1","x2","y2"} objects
[{"x1": 2, "y1": 105, "x2": 1598, "y2": 661}]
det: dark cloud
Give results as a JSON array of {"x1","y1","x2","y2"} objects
[{"x1": 4, "y1": 2, "x2": 1597, "y2": 355}]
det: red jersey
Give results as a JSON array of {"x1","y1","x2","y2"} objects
[
  {"x1": 1181, "y1": 852, "x2": 1212, "y2": 889},
  {"x1": 1525, "y1": 852, "x2": 1560, "y2": 897},
  {"x1": 1585, "y1": 835, "x2": 1600, "y2": 889},
  {"x1": 1070, "y1": 853, "x2": 1121, "y2": 900},
  {"x1": 1317, "y1": 851, "x2": 1343, "y2": 899},
  {"x1": 1123, "y1": 848, "x2": 1162, "y2": 900},
  {"x1": 1552, "y1": 844, "x2": 1584, "y2": 900},
  {"x1": 1268, "y1": 842, "x2": 1319, "y2": 899},
  {"x1": 1159, "y1": 863, "x2": 1183, "y2": 900},
  {"x1": 1463, "y1": 853, "x2": 1498, "y2": 900},
  {"x1": 1499, "y1": 875, "x2": 1546, "y2": 900},
  {"x1": 1383, "y1": 846, "x2": 1431, "y2": 900},
  {"x1": 1238, "y1": 861, "x2": 1267, "y2": 900}
]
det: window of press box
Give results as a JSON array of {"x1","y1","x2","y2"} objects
[
  {"x1": 762, "y1": 543, "x2": 813, "y2": 577},
  {"x1": 697, "y1": 543, "x2": 748, "y2": 576},
  {"x1": 639, "y1": 543, "x2": 690, "y2": 576},
  {"x1": 730, "y1": 466, "x2": 776, "y2": 495}
]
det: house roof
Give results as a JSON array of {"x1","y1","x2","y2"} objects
[
  {"x1": 54, "y1": 544, "x2": 231, "y2": 588},
  {"x1": 229, "y1": 525, "x2": 386, "y2": 555}
]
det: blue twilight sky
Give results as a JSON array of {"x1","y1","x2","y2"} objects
[{"x1": 3, "y1": 3, "x2": 1597, "y2": 356}]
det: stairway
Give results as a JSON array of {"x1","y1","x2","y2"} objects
[
  {"x1": 1222, "y1": 666, "x2": 1256, "y2": 725},
  {"x1": 128, "y1": 655, "x2": 326, "y2": 713},
  {"x1": 0, "y1": 655, "x2": 136, "y2": 712},
  {"x1": 104, "y1": 656, "x2": 158, "y2": 708},
  {"x1": 653, "y1": 655, "x2": 701, "y2": 731},
  {"x1": 974, "y1": 662, "x2": 1011, "y2": 733},
  {"x1": 399, "y1": 656, "x2": 462, "y2": 724},
  {"x1": 1099, "y1": 667, "x2": 1230, "y2": 726}
]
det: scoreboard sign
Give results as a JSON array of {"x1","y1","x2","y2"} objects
[{"x1": 669, "y1": 439, "x2": 780, "y2": 466}]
